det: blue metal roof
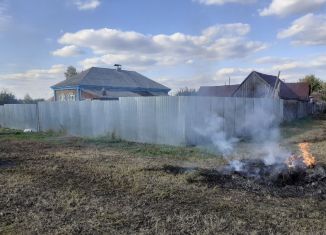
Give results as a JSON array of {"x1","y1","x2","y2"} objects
[{"x1": 51, "y1": 67, "x2": 170, "y2": 92}]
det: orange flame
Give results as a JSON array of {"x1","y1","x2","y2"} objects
[
  {"x1": 298, "y1": 142, "x2": 316, "y2": 168},
  {"x1": 286, "y1": 142, "x2": 316, "y2": 168}
]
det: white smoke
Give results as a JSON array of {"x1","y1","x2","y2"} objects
[
  {"x1": 194, "y1": 98, "x2": 290, "y2": 166},
  {"x1": 194, "y1": 115, "x2": 238, "y2": 156},
  {"x1": 229, "y1": 160, "x2": 245, "y2": 172}
]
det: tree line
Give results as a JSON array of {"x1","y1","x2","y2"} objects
[
  {"x1": 0, "y1": 90, "x2": 44, "y2": 106},
  {"x1": 300, "y1": 75, "x2": 326, "y2": 101}
]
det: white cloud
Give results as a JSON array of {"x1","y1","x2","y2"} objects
[
  {"x1": 80, "y1": 54, "x2": 157, "y2": 70},
  {"x1": 0, "y1": 64, "x2": 66, "y2": 81},
  {"x1": 255, "y1": 56, "x2": 292, "y2": 64},
  {"x1": 52, "y1": 45, "x2": 84, "y2": 57},
  {"x1": 272, "y1": 61, "x2": 305, "y2": 71},
  {"x1": 278, "y1": 14, "x2": 326, "y2": 45},
  {"x1": 215, "y1": 67, "x2": 253, "y2": 80},
  {"x1": 0, "y1": 65, "x2": 66, "y2": 99},
  {"x1": 271, "y1": 55, "x2": 326, "y2": 72},
  {"x1": 194, "y1": 0, "x2": 256, "y2": 6},
  {"x1": 72, "y1": 0, "x2": 101, "y2": 10},
  {"x1": 260, "y1": 0, "x2": 326, "y2": 17},
  {"x1": 56, "y1": 24, "x2": 266, "y2": 69}
]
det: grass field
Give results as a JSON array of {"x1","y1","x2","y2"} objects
[{"x1": 1, "y1": 116, "x2": 326, "y2": 234}]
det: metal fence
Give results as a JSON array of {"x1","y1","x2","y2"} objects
[{"x1": 0, "y1": 97, "x2": 306, "y2": 146}]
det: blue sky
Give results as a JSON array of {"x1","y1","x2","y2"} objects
[{"x1": 0, "y1": 0, "x2": 325, "y2": 98}]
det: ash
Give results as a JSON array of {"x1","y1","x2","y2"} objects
[{"x1": 160, "y1": 160, "x2": 326, "y2": 199}]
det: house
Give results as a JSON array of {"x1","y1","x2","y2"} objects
[
  {"x1": 197, "y1": 85, "x2": 239, "y2": 97},
  {"x1": 51, "y1": 66, "x2": 171, "y2": 101},
  {"x1": 198, "y1": 71, "x2": 310, "y2": 101}
]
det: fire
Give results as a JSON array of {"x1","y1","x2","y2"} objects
[
  {"x1": 286, "y1": 142, "x2": 316, "y2": 169},
  {"x1": 298, "y1": 142, "x2": 316, "y2": 168}
]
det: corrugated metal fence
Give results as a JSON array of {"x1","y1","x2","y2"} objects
[{"x1": 0, "y1": 97, "x2": 305, "y2": 146}]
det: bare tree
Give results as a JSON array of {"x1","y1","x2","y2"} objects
[
  {"x1": 23, "y1": 94, "x2": 33, "y2": 103},
  {"x1": 175, "y1": 87, "x2": 197, "y2": 96}
]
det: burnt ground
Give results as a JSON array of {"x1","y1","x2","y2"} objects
[
  {"x1": 157, "y1": 162, "x2": 326, "y2": 199},
  {"x1": 1, "y1": 117, "x2": 326, "y2": 234}
]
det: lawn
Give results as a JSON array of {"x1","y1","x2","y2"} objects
[{"x1": 0, "y1": 116, "x2": 326, "y2": 234}]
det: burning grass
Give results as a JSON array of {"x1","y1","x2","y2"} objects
[
  {"x1": 153, "y1": 140, "x2": 325, "y2": 199},
  {"x1": 1, "y1": 119, "x2": 326, "y2": 234},
  {"x1": 156, "y1": 159, "x2": 326, "y2": 199}
]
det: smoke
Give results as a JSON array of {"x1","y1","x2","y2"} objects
[
  {"x1": 194, "y1": 115, "x2": 238, "y2": 156},
  {"x1": 239, "y1": 102, "x2": 290, "y2": 165},
  {"x1": 228, "y1": 160, "x2": 245, "y2": 172},
  {"x1": 194, "y1": 98, "x2": 290, "y2": 167}
]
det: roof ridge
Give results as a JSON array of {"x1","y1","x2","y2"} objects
[
  {"x1": 254, "y1": 71, "x2": 277, "y2": 78},
  {"x1": 82, "y1": 67, "x2": 94, "y2": 77},
  {"x1": 230, "y1": 71, "x2": 256, "y2": 96},
  {"x1": 67, "y1": 67, "x2": 93, "y2": 80}
]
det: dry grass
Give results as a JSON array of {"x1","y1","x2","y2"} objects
[{"x1": 0, "y1": 118, "x2": 326, "y2": 234}]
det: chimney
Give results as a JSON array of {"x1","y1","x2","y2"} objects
[{"x1": 114, "y1": 64, "x2": 122, "y2": 71}]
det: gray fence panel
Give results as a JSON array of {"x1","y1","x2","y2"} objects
[
  {"x1": 103, "y1": 100, "x2": 120, "y2": 139},
  {"x1": 4, "y1": 105, "x2": 12, "y2": 128},
  {"x1": 242, "y1": 98, "x2": 254, "y2": 134},
  {"x1": 38, "y1": 101, "x2": 59, "y2": 132},
  {"x1": 38, "y1": 102, "x2": 48, "y2": 131},
  {"x1": 59, "y1": 102, "x2": 70, "y2": 131},
  {"x1": 136, "y1": 97, "x2": 157, "y2": 144},
  {"x1": 235, "y1": 97, "x2": 245, "y2": 135},
  {"x1": 282, "y1": 100, "x2": 311, "y2": 122},
  {"x1": 79, "y1": 100, "x2": 93, "y2": 136},
  {"x1": 177, "y1": 97, "x2": 187, "y2": 144},
  {"x1": 0, "y1": 106, "x2": 4, "y2": 127},
  {"x1": 185, "y1": 97, "x2": 213, "y2": 145},
  {"x1": 119, "y1": 97, "x2": 138, "y2": 142},
  {"x1": 49, "y1": 102, "x2": 61, "y2": 131},
  {"x1": 2, "y1": 104, "x2": 37, "y2": 131},
  {"x1": 67, "y1": 101, "x2": 81, "y2": 136},
  {"x1": 224, "y1": 98, "x2": 236, "y2": 137},
  {"x1": 90, "y1": 101, "x2": 106, "y2": 137},
  {"x1": 156, "y1": 96, "x2": 185, "y2": 146},
  {"x1": 272, "y1": 99, "x2": 281, "y2": 123},
  {"x1": 210, "y1": 97, "x2": 225, "y2": 130}
]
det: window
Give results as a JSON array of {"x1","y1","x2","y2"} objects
[
  {"x1": 69, "y1": 94, "x2": 75, "y2": 101},
  {"x1": 59, "y1": 95, "x2": 65, "y2": 101}
]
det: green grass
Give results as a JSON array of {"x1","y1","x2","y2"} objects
[
  {"x1": 0, "y1": 128, "x2": 62, "y2": 141},
  {"x1": 78, "y1": 135, "x2": 221, "y2": 161},
  {"x1": 0, "y1": 128, "x2": 220, "y2": 162}
]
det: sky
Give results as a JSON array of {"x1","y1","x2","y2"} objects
[{"x1": 0, "y1": 0, "x2": 325, "y2": 99}]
